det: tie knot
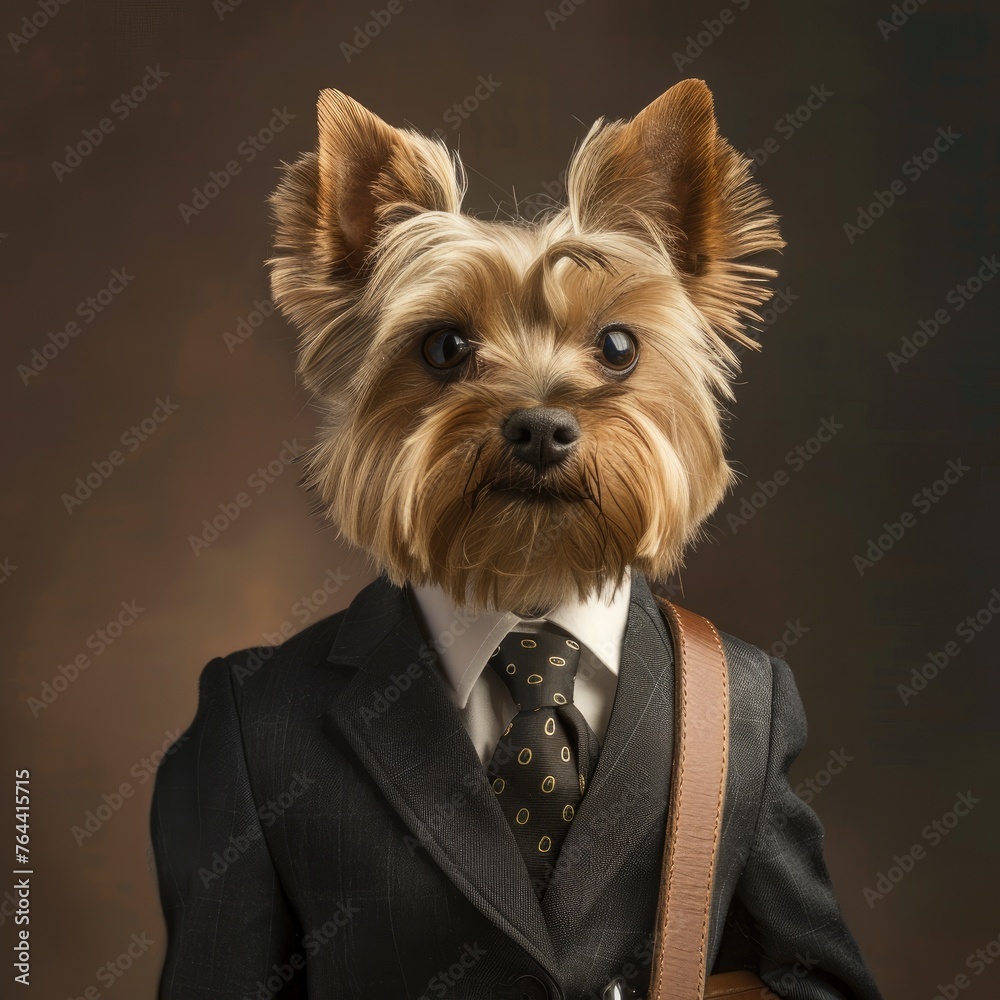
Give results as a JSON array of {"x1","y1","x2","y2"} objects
[{"x1": 488, "y1": 626, "x2": 583, "y2": 711}]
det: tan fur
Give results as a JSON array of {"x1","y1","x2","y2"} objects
[{"x1": 267, "y1": 81, "x2": 783, "y2": 612}]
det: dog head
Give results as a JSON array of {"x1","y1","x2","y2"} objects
[{"x1": 268, "y1": 79, "x2": 782, "y2": 612}]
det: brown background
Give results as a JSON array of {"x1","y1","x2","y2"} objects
[{"x1": 2, "y1": 0, "x2": 998, "y2": 997}]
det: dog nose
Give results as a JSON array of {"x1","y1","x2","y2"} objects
[{"x1": 501, "y1": 407, "x2": 580, "y2": 470}]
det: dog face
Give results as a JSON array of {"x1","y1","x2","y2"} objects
[{"x1": 268, "y1": 79, "x2": 782, "y2": 612}]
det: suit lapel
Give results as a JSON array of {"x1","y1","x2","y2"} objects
[
  {"x1": 540, "y1": 571, "x2": 675, "y2": 927},
  {"x1": 326, "y1": 575, "x2": 559, "y2": 978}
]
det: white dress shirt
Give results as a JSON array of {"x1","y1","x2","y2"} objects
[{"x1": 405, "y1": 568, "x2": 633, "y2": 765}]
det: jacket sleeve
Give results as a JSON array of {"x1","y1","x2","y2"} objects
[
  {"x1": 731, "y1": 655, "x2": 884, "y2": 1000},
  {"x1": 150, "y1": 656, "x2": 305, "y2": 999}
]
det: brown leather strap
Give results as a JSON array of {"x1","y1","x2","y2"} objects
[{"x1": 648, "y1": 597, "x2": 730, "y2": 1000}]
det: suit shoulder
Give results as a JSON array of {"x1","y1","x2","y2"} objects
[
  {"x1": 716, "y1": 628, "x2": 775, "y2": 708},
  {"x1": 716, "y1": 627, "x2": 808, "y2": 752},
  {"x1": 219, "y1": 607, "x2": 349, "y2": 695},
  {"x1": 654, "y1": 596, "x2": 779, "y2": 721}
]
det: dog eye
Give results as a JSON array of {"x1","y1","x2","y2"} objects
[
  {"x1": 597, "y1": 327, "x2": 638, "y2": 373},
  {"x1": 422, "y1": 327, "x2": 472, "y2": 370}
]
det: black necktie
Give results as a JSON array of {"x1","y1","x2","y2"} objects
[{"x1": 485, "y1": 624, "x2": 600, "y2": 898}]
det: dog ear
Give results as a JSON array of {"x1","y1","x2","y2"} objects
[
  {"x1": 314, "y1": 89, "x2": 464, "y2": 274},
  {"x1": 268, "y1": 91, "x2": 465, "y2": 393},
  {"x1": 566, "y1": 79, "x2": 784, "y2": 346},
  {"x1": 270, "y1": 90, "x2": 465, "y2": 286}
]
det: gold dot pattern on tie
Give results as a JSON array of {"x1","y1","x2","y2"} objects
[{"x1": 485, "y1": 625, "x2": 599, "y2": 898}]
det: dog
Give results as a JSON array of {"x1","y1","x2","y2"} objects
[{"x1": 150, "y1": 80, "x2": 883, "y2": 999}]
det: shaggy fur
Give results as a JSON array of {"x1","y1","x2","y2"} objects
[{"x1": 267, "y1": 80, "x2": 783, "y2": 613}]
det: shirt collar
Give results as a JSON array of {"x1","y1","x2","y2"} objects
[{"x1": 406, "y1": 567, "x2": 633, "y2": 709}]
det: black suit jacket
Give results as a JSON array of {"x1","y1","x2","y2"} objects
[{"x1": 150, "y1": 570, "x2": 883, "y2": 1000}]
